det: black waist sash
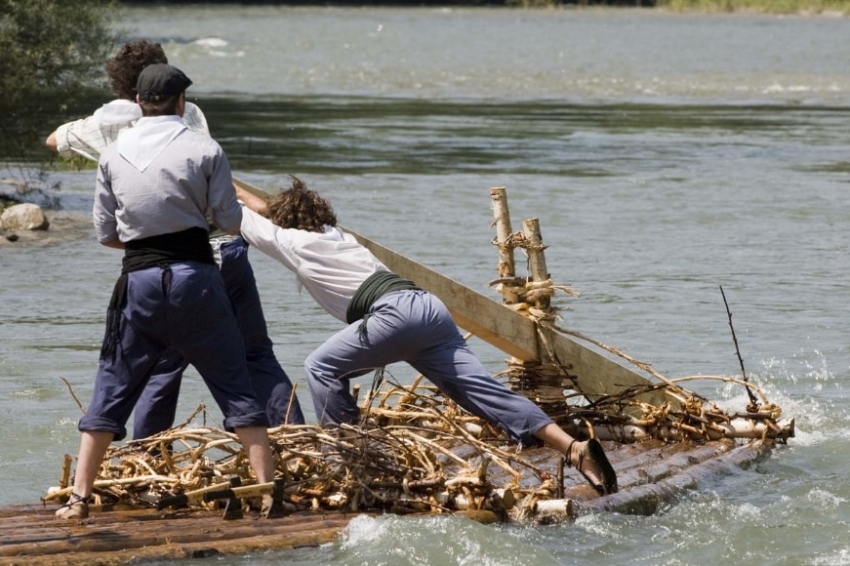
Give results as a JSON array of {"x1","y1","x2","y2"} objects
[
  {"x1": 101, "y1": 227, "x2": 214, "y2": 360},
  {"x1": 346, "y1": 270, "x2": 420, "y2": 325}
]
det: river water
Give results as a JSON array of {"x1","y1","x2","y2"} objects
[{"x1": 2, "y1": 5, "x2": 850, "y2": 565}]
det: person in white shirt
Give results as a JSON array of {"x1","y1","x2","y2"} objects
[
  {"x1": 46, "y1": 40, "x2": 208, "y2": 159},
  {"x1": 234, "y1": 178, "x2": 618, "y2": 496}
]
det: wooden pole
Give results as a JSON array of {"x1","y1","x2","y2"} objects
[
  {"x1": 522, "y1": 218, "x2": 550, "y2": 311},
  {"x1": 490, "y1": 187, "x2": 515, "y2": 280},
  {"x1": 720, "y1": 285, "x2": 760, "y2": 409}
]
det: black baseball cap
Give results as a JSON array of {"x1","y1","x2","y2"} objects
[{"x1": 136, "y1": 63, "x2": 192, "y2": 102}]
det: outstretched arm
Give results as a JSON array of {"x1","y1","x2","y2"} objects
[
  {"x1": 234, "y1": 183, "x2": 269, "y2": 215},
  {"x1": 45, "y1": 130, "x2": 59, "y2": 152}
]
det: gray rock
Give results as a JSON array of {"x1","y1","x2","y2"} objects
[{"x1": 0, "y1": 203, "x2": 50, "y2": 231}]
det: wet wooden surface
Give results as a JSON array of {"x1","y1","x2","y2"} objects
[
  {"x1": 0, "y1": 438, "x2": 775, "y2": 565},
  {"x1": 0, "y1": 503, "x2": 363, "y2": 565}
]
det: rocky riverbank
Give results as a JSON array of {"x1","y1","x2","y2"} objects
[{"x1": 0, "y1": 199, "x2": 49, "y2": 244}]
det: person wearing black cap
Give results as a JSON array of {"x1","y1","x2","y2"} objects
[
  {"x1": 45, "y1": 40, "x2": 305, "y2": 441},
  {"x1": 55, "y1": 64, "x2": 278, "y2": 520}
]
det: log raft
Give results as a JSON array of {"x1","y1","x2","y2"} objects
[
  {"x1": 3, "y1": 437, "x2": 775, "y2": 564},
  {"x1": 0, "y1": 183, "x2": 794, "y2": 564}
]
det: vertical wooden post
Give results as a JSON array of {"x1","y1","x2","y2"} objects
[
  {"x1": 490, "y1": 187, "x2": 515, "y2": 280},
  {"x1": 522, "y1": 218, "x2": 550, "y2": 311},
  {"x1": 60, "y1": 454, "x2": 72, "y2": 490},
  {"x1": 493, "y1": 193, "x2": 565, "y2": 415}
]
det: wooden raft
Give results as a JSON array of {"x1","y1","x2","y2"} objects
[
  {"x1": 3, "y1": 437, "x2": 774, "y2": 564},
  {"x1": 0, "y1": 181, "x2": 793, "y2": 564}
]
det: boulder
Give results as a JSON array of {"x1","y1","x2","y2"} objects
[{"x1": 0, "y1": 203, "x2": 49, "y2": 231}]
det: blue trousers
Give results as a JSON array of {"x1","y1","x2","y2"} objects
[
  {"x1": 132, "y1": 237, "x2": 304, "y2": 439},
  {"x1": 305, "y1": 290, "x2": 553, "y2": 444},
  {"x1": 80, "y1": 262, "x2": 269, "y2": 440}
]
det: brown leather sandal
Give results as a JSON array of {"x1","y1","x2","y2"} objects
[
  {"x1": 566, "y1": 438, "x2": 618, "y2": 495},
  {"x1": 54, "y1": 492, "x2": 91, "y2": 520}
]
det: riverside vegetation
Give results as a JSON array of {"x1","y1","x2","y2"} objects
[
  {"x1": 118, "y1": 0, "x2": 850, "y2": 13},
  {"x1": 1, "y1": 0, "x2": 847, "y2": 201}
]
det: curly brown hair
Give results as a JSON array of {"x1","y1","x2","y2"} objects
[
  {"x1": 265, "y1": 177, "x2": 338, "y2": 233},
  {"x1": 105, "y1": 40, "x2": 168, "y2": 100}
]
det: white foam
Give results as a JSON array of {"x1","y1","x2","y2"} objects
[
  {"x1": 339, "y1": 514, "x2": 386, "y2": 548},
  {"x1": 810, "y1": 547, "x2": 850, "y2": 566},
  {"x1": 193, "y1": 37, "x2": 228, "y2": 48}
]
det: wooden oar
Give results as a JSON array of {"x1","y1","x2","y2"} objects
[{"x1": 232, "y1": 177, "x2": 681, "y2": 409}]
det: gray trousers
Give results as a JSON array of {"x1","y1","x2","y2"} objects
[{"x1": 305, "y1": 289, "x2": 553, "y2": 444}]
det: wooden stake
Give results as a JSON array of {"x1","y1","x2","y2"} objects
[
  {"x1": 490, "y1": 187, "x2": 515, "y2": 280},
  {"x1": 60, "y1": 454, "x2": 72, "y2": 490},
  {"x1": 284, "y1": 383, "x2": 298, "y2": 426},
  {"x1": 522, "y1": 218, "x2": 550, "y2": 310}
]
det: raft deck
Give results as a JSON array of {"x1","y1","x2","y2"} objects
[{"x1": 2, "y1": 438, "x2": 776, "y2": 565}]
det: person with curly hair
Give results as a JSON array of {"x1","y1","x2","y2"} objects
[
  {"x1": 45, "y1": 40, "x2": 305, "y2": 439},
  {"x1": 234, "y1": 178, "x2": 618, "y2": 496},
  {"x1": 46, "y1": 39, "x2": 208, "y2": 158}
]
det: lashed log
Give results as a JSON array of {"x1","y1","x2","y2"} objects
[
  {"x1": 590, "y1": 416, "x2": 795, "y2": 443},
  {"x1": 522, "y1": 217, "x2": 550, "y2": 311},
  {"x1": 516, "y1": 439, "x2": 775, "y2": 520},
  {"x1": 0, "y1": 506, "x2": 362, "y2": 564}
]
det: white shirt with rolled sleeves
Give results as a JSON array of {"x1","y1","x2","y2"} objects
[
  {"x1": 94, "y1": 115, "x2": 241, "y2": 244},
  {"x1": 238, "y1": 208, "x2": 388, "y2": 323},
  {"x1": 53, "y1": 99, "x2": 209, "y2": 161}
]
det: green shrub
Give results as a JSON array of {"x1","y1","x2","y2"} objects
[
  {"x1": 0, "y1": 0, "x2": 117, "y2": 161},
  {"x1": 657, "y1": 0, "x2": 850, "y2": 13}
]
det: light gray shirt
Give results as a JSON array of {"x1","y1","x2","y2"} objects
[{"x1": 94, "y1": 115, "x2": 241, "y2": 244}]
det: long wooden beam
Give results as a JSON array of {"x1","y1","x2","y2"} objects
[
  {"x1": 232, "y1": 177, "x2": 679, "y2": 408},
  {"x1": 345, "y1": 228, "x2": 540, "y2": 361},
  {"x1": 346, "y1": 225, "x2": 678, "y2": 408}
]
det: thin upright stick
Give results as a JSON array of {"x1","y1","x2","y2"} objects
[
  {"x1": 719, "y1": 286, "x2": 760, "y2": 408},
  {"x1": 284, "y1": 383, "x2": 298, "y2": 426}
]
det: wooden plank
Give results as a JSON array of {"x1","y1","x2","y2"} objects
[
  {"x1": 346, "y1": 229, "x2": 541, "y2": 361},
  {"x1": 346, "y1": 227, "x2": 678, "y2": 408},
  {"x1": 232, "y1": 177, "x2": 679, "y2": 407}
]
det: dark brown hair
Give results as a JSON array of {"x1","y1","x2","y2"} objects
[
  {"x1": 138, "y1": 95, "x2": 182, "y2": 117},
  {"x1": 105, "y1": 40, "x2": 168, "y2": 100},
  {"x1": 266, "y1": 177, "x2": 338, "y2": 233}
]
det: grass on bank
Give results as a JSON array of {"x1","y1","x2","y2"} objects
[
  {"x1": 508, "y1": 0, "x2": 849, "y2": 13},
  {"x1": 658, "y1": 0, "x2": 850, "y2": 13}
]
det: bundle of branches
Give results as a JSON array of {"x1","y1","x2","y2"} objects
[
  {"x1": 499, "y1": 355, "x2": 793, "y2": 446},
  {"x1": 44, "y1": 385, "x2": 560, "y2": 519},
  {"x1": 45, "y1": 362, "x2": 793, "y2": 524}
]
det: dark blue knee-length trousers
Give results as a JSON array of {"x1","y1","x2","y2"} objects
[
  {"x1": 132, "y1": 237, "x2": 305, "y2": 439},
  {"x1": 80, "y1": 262, "x2": 269, "y2": 440}
]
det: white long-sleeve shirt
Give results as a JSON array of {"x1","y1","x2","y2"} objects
[
  {"x1": 239, "y1": 207, "x2": 388, "y2": 322},
  {"x1": 53, "y1": 99, "x2": 209, "y2": 161}
]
